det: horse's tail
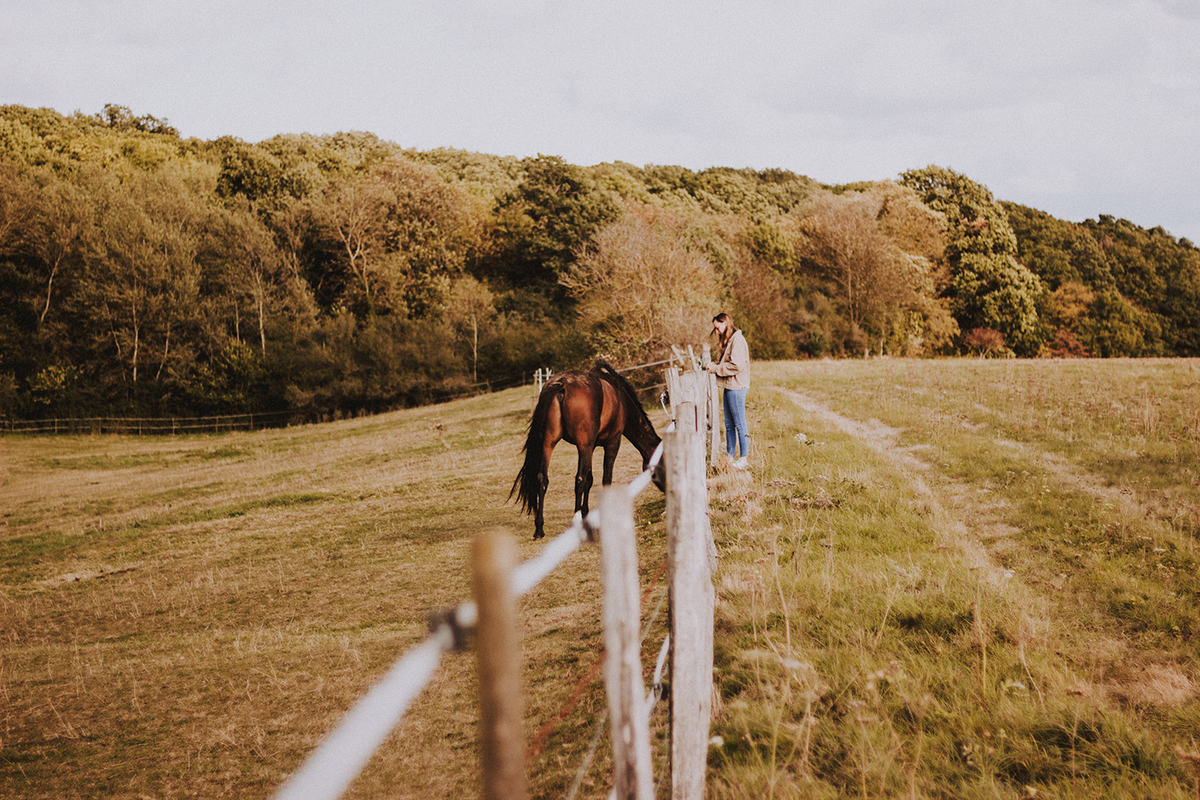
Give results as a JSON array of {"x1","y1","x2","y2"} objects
[{"x1": 510, "y1": 380, "x2": 563, "y2": 514}]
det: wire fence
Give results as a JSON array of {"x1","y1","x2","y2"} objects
[
  {"x1": 8, "y1": 351, "x2": 715, "y2": 795},
  {"x1": 273, "y1": 364, "x2": 718, "y2": 799},
  {"x1": 1, "y1": 352, "x2": 695, "y2": 436},
  {"x1": 273, "y1": 436, "x2": 674, "y2": 800},
  {"x1": 0, "y1": 410, "x2": 296, "y2": 435}
]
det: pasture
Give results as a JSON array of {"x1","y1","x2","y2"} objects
[{"x1": 3, "y1": 358, "x2": 1200, "y2": 798}]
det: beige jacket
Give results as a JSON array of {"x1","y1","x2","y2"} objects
[{"x1": 712, "y1": 329, "x2": 750, "y2": 390}]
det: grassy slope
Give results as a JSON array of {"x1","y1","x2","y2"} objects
[
  {"x1": 2, "y1": 388, "x2": 669, "y2": 799},
  {"x1": 708, "y1": 359, "x2": 1200, "y2": 799},
  {"x1": 4, "y1": 359, "x2": 1200, "y2": 799}
]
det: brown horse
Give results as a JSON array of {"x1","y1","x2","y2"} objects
[{"x1": 511, "y1": 360, "x2": 666, "y2": 539}]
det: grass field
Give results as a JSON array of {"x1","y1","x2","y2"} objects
[{"x1": 3, "y1": 358, "x2": 1200, "y2": 798}]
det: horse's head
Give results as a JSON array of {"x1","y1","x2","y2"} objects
[{"x1": 651, "y1": 459, "x2": 667, "y2": 493}]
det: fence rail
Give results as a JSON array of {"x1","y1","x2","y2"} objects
[
  {"x1": 0, "y1": 410, "x2": 296, "y2": 435},
  {"x1": 268, "y1": 358, "x2": 719, "y2": 800},
  {"x1": 272, "y1": 499, "x2": 613, "y2": 800}
]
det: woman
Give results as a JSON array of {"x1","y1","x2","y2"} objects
[{"x1": 705, "y1": 312, "x2": 751, "y2": 469}]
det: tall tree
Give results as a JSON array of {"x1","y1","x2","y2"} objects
[
  {"x1": 482, "y1": 155, "x2": 619, "y2": 298},
  {"x1": 24, "y1": 171, "x2": 90, "y2": 325},
  {"x1": 901, "y1": 166, "x2": 1044, "y2": 355},
  {"x1": 322, "y1": 171, "x2": 399, "y2": 318},
  {"x1": 560, "y1": 201, "x2": 720, "y2": 363},
  {"x1": 74, "y1": 171, "x2": 205, "y2": 402},
  {"x1": 443, "y1": 276, "x2": 495, "y2": 382},
  {"x1": 796, "y1": 187, "x2": 947, "y2": 354},
  {"x1": 376, "y1": 157, "x2": 479, "y2": 317}
]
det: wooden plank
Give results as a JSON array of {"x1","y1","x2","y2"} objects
[
  {"x1": 666, "y1": 366, "x2": 681, "y2": 421},
  {"x1": 598, "y1": 486, "x2": 654, "y2": 800},
  {"x1": 708, "y1": 371, "x2": 720, "y2": 466},
  {"x1": 666, "y1": 404, "x2": 714, "y2": 799}
]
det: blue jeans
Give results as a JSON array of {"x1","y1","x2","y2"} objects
[{"x1": 722, "y1": 388, "x2": 749, "y2": 459}]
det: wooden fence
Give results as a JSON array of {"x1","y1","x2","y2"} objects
[
  {"x1": 666, "y1": 343, "x2": 722, "y2": 465},
  {"x1": 273, "y1": 361, "x2": 720, "y2": 800}
]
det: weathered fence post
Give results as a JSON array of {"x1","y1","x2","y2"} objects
[
  {"x1": 666, "y1": 403, "x2": 714, "y2": 800},
  {"x1": 702, "y1": 344, "x2": 720, "y2": 466},
  {"x1": 666, "y1": 366, "x2": 681, "y2": 421},
  {"x1": 472, "y1": 530, "x2": 526, "y2": 800},
  {"x1": 598, "y1": 485, "x2": 655, "y2": 800},
  {"x1": 534, "y1": 367, "x2": 552, "y2": 399}
]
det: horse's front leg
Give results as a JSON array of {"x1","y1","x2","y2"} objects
[
  {"x1": 575, "y1": 445, "x2": 595, "y2": 518},
  {"x1": 601, "y1": 437, "x2": 621, "y2": 485}
]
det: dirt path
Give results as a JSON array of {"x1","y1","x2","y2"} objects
[
  {"x1": 780, "y1": 388, "x2": 1016, "y2": 588},
  {"x1": 778, "y1": 386, "x2": 1198, "y2": 708},
  {"x1": 782, "y1": 386, "x2": 1183, "y2": 576}
]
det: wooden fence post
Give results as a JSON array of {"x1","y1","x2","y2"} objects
[
  {"x1": 666, "y1": 403, "x2": 714, "y2": 800},
  {"x1": 708, "y1": 372, "x2": 720, "y2": 466},
  {"x1": 666, "y1": 366, "x2": 681, "y2": 421},
  {"x1": 599, "y1": 485, "x2": 655, "y2": 800},
  {"x1": 472, "y1": 530, "x2": 526, "y2": 800},
  {"x1": 702, "y1": 344, "x2": 720, "y2": 466}
]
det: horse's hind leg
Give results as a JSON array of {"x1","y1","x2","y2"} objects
[
  {"x1": 534, "y1": 441, "x2": 554, "y2": 540},
  {"x1": 534, "y1": 469, "x2": 549, "y2": 539},
  {"x1": 575, "y1": 445, "x2": 595, "y2": 518}
]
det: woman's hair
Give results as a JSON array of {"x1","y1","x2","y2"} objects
[{"x1": 712, "y1": 312, "x2": 738, "y2": 357}]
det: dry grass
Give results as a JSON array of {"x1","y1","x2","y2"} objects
[
  {"x1": 6, "y1": 357, "x2": 1200, "y2": 798},
  {"x1": 1, "y1": 387, "x2": 670, "y2": 799}
]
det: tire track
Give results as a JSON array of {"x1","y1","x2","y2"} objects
[
  {"x1": 778, "y1": 386, "x2": 1198, "y2": 708},
  {"x1": 780, "y1": 388, "x2": 1016, "y2": 588}
]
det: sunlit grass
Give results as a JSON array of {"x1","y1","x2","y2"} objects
[
  {"x1": 5, "y1": 358, "x2": 1200, "y2": 798},
  {"x1": 704, "y1": 359, "x2": 1200, "y2": 798},
  {"x1": 1, "y1": 386, "x2": 670, "y2": 799}
]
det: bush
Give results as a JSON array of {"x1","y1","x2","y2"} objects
[{"x1": 963, "y1": 327, "x2": 1009, "y2": 357}]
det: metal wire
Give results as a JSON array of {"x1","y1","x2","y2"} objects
[{"x1": 273, "y1": 358, "x2": 682, "y2": 800}]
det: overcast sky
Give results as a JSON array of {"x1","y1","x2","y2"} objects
[{"x1": 4, "y1": 0, "x2": 1199, "y2": 242}]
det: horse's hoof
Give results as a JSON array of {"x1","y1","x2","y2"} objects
[{"x1": 533, "y1": 531, "x2": 545, "y2": 540}]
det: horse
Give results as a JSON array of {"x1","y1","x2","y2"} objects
[{"x1": 511, "y1": 359, "x2": 666, "y2": 539}]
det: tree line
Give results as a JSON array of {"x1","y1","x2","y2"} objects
[{"x1": 1, "y1": 104, "x2": 1198, "y2": 421}]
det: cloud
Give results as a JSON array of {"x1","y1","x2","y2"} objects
[{"x1": 2, "y1": 0, "x2": 1198, "y2": 239}]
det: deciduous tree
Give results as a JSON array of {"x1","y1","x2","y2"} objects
[
  {"x1": 901, "y1": 166, "x2": 1045, "y2": 355},
  {"x1": 561, "y1": 202, "x2": 720, "y2": 363}
]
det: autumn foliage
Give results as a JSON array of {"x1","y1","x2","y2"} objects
[{"x1": 2, "y1": 105, "x2": 1198, "y2": 420}]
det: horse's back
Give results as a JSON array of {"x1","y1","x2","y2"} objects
[{"x1": 549, "y1": 370, "x2": 622, "y2": 446}]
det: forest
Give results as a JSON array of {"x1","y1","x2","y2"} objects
[{"x1": 1, "y1": 103, "x2": 1198, "y2": 421}]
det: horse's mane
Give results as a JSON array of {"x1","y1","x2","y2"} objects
[{"x1": 592, "y1": 359, "x2": 658, "y2": 437}]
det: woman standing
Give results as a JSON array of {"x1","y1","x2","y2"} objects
[{"x1": 706, "y1": 312, "x2": 751, "y2": 469}]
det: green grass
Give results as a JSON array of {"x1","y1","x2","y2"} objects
[
  {"x1": 4, "y1": 359, "x2": 1200, "y2": 798},
  {"x1": 705, "y1": 359, "x2": 1200, "y2": 799}
]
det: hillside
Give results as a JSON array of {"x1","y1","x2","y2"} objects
[
  {"x1": 3, "y1": 104, "x2": 1199, "y2": 423},
  {"x1": 4, "y1": 358, "x2": 1200, "y2": 798}
]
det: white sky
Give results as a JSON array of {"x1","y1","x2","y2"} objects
[{"x1": 4, "y1": 0, "x2": 1199, "y2": 243}]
